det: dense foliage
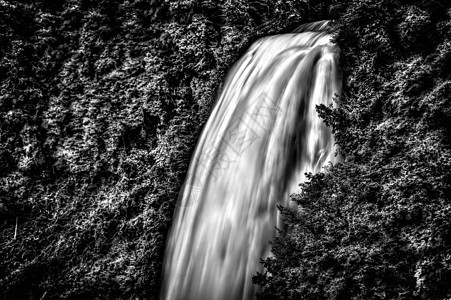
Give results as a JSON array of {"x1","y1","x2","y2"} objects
[
  {"x1": 255, "y1": 0, "x2": 451, "y2": 299},
  {"x1": 0, "y1": 0, "x2": 312, "y2": 299},
  {"x1": 2, "y1": 0, "x2": 450, "y2": 299}
]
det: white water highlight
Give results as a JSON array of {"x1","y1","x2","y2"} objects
[{"x1": 161, "y1": 21, "x2": 342, "y2": 300}]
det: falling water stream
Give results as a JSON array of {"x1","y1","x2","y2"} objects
[{"x1": 161, "y1": 21, "x2": 342, "y2": 300}]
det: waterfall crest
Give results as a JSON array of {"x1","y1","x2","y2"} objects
[{"x1": 161, "y1": 21, "x2": 342, "y2": 300}]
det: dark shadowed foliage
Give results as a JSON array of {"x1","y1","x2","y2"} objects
[
  {"x1": 255, "y1": 0, "x2": 451, "y2": 299},
  {"x1": 0, "y1": 0, "x2": 317, "y2": 299}
]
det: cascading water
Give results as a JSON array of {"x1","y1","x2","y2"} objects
[{"x1": 161, "y1": 21, "x2": 342, "y2": 300}]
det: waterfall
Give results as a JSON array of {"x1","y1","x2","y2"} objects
[{"x1": 161, "y1": 21, "x2": 342, "y2": 300}]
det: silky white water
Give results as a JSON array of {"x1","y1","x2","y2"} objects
[{"x1": 161, "y1": 21, "x2": 342, "y2": 300}]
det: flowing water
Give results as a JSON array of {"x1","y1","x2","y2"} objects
[{"x1": 161, "y1": 21, "x2": 342, "y2": 300}]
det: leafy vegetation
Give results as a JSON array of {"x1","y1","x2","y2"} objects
[
  {"x1": 1, "y1": 0, "x2": 450, "y2": 299},
  {"x1": 255, "y1": 0, "x2": 451, "y2": 299},
  {"x1": 0, "y1": 0, "x2": 318, "y2": 299}
]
